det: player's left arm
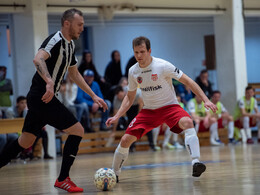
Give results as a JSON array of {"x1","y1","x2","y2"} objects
[
  {"x1": 178, "y1": 73, "x2": 217, "y2": 113},
  {"x1": 68, "y1": 66, "x2": 108, "y2": 111}
]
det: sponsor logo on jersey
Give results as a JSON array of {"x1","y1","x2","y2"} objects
[
  {"x1": 141, "y1": 70, "x2": 152, "y2": 73},
  {"x1": 151, "y1": 74, "x2": 158, "y2": 81},
  {"x1": 137, "y1": 77, "x2": 143, "y2": 84},
  {"x1": 140, "y1": 85, "x2": 162, "y2": 92}
]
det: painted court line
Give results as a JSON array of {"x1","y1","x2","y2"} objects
[{"x1": 122, "y1": 160, "x2": 224, "y2": 170}]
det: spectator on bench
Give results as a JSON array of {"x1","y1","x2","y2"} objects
[
  {"x1": 210, "y1": 90, "x2": 235, "y2": 144},
  {"x1": 1, "y1": 96, "x2": 27, "y2": 156},
  {"x1": 233, "y1": 86, "x2": 260, "y2": 144},
  {"x1": 187, "y1": 95, "x2": 221, "y2": 146},
  {"x1": 76, "y1": 69, "x2": 111, "y2": 131},
  {"x1": 6, "y1": 96, "x2": 53, "y2": 160}
]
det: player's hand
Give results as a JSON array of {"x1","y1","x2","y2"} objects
[
  {"x1": 92, "y1": 95, "x2": 108, "y2": 112},
  {"x1": 204, "y1": 100, "x2": 218, "y2": 113},
  {"x1": 42, "y1": 81, "x2": 54, "y2": 103},
  {"x1": 106, "y1": 116, "x2": 119, "y2": 127}
]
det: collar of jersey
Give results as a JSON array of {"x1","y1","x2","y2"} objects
[{"x1": 59, "y1": 31, "x2": 71, "y2": 43}]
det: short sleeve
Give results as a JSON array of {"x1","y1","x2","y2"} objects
[
  {"x1": 39, "y1": 33, "x2": 56, "y2": 57},
  {"x1": 238, "y1": 99, "x2": 245, "y2": 108},
  {"x1": 221, "y1": 103, "x2": 227, "y2": 113},
  {"x1": 164, "y1": 61, "x2": 183, "y2": 80}
]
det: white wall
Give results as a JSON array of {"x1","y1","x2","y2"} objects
[
  {"x1": 1, "y1": 14, "x2": 260, "y2": 100},
  {"x1": 90, "y1": 18, "x2": 214, "y2": 81}
]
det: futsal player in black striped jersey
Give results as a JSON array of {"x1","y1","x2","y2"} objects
[{"x1": 0, "y1": 8, "x2": 108, "y2": 193}]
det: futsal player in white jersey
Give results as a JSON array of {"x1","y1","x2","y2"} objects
[{"x1": 106, "y1": 36, "x2": 217, "y2": 182}]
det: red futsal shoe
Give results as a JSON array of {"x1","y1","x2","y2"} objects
[{"x1": 54, "y1": 177, "x2": 83, "y2": 193}]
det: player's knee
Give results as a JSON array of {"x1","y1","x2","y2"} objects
[
  {"x1": 210, "y1": 117, "x2": 217, "y2": 123},
  {"x1": 75, "y1": 126, "x2": 84, "y2": 137},
  {"x1": 18, "y1": 135, "x2": 36, "y2": 149},
  {"x1": 179, "y1": 117, "x2": 194, "y2": 129},
  {"x1": 120, "y1": 135, "x2": 136, "y2": 148},
  {"x1": 65, "y1": 122, "x2": 84, "y2": 137}
]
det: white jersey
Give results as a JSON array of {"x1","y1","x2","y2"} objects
[{"x1": 128, "y1": 57, "x2": 183, "y2": 109}]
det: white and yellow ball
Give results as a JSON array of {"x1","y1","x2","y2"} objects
[{"x1": 94, "y1": 168, "x2": 117, "y2": 191}]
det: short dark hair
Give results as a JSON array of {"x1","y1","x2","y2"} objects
[
  {"x1": 114, "y1": 85, "x2": 124, "y2": 95},
  {"x1": 61, "y1": 8, "x2": 83, "y2": 26},
  {"x1": 132, "y1": 36, "x2": 151, "y2": 50},
  {"x1": 212, "y1": 90, "x2": 221, "y2": 95},
  {"x1": 0, "y1": 66, "x2": 7, "y2": 70},
  {"x1": 200, "y1": 69, "x2": 208, "y2": 75},
  {"x1": 16, "y1": 96, "x2": 26, "y2": 103},
  {"x1": 246, "y1": 86, "x2": 253, "y2": 91}
]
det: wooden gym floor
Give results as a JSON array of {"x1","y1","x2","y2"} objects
[{"x1": 0, "y1": 144, "x2": 260, "y2": 195}]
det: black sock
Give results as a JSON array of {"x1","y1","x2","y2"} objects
[
  {"x1": 0, "y1": 138, "x2": 24, "y2": 168},
  {"x1": 58, "y1": 135, "x2": 82, "y2": 181}
]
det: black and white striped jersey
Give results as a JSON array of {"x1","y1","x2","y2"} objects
[{"x1": 29, "y1": 31, "x2": 77, "y2": 96}]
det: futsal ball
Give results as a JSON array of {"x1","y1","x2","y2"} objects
[{"x1": 94, "y1": 168, "x2": 117, "y2": 191}]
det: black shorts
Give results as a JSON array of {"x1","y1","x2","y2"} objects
[{"x1": 22, "y1": 94, "x2": 78, "y2": 136}]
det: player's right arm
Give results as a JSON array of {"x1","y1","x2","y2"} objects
[
  {"x1": 33, "y1": 49, "x2": 54, "y2": 103},
  {"x1": 179, "y1": 73, "x2": 217, "y2": 113},
  {"x1": 106, "y1": 90, "x2": 136, "y2": 127}
]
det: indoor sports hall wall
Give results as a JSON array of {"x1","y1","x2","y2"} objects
[
  {"x1": 48, "y1": 16, "x2": 260, "y2": 85},
  {"x1": 0, "y1": 15, "x2": 260, "y2": 102}
]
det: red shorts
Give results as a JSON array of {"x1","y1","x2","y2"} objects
[
  {"x1": 234, "y1": 117, "x2": 256, "y2": 129},
  {"x1": 198, "y1": 121, "x2": 209, "y2": 132},
  {"x1": 218, "y1": 118, "x2": 224, "y2": 129},
  {"x1": 125, "y1": 104, "x2": 191, "y2": 139}
]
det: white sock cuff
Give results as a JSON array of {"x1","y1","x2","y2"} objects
[
  {"x1": 192, "y1": 159, "x2": 200, "y2": 165},
  {"x1": 117, "y1": 144, "x2": 129, "y2": 155},
  {"x1": 209, "y1": 122, "x2": 218, "y2": 131},
  {"x1": 184, "y1": 128, "x2": 197, "y2": 136}
]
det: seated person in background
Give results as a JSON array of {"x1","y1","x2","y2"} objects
[
  {"x1": 195, "y1": 69, "x2": 213, "y2": 99},
  {"x1": 233, "y1": 86, "x2": 260, "y2": 144},
  {"x1": 187, "y1": 95, "x2": 221, "y2": 146},
  {"x1": 0, "y1": 66, "x2": 13, "y2": 117},
  {"x1": 152, "y1": 94, "x2": 185, "y2": 150},
  {"x1": 6, "y1": 96, "x2": 27, "y2": 119},
  {"x1": 107, "y1": 77, "x2": 128, "y2": 105},
  {"x1": 78, "y1": 50, "x2": 109, "y2": 99},
  {"x1": 6, "y1": 96, "x2": 53, "y2": 160},
  {"x1": 104, "y1": 50, "x2": 122, "y2": 86},
  {"x1": 0, "y1": 133, "x2": 18, "y2": 156},
  {"x1": 173, "y1": 79, "x2": 193, "y2": 105},
  {"x1": 210, "y1": 90, "x2": 235, "y2": 144},
  {"x1": 112, "y1": 86, "x2": 128, "y2": 132},
  {"x1": 152, "y1": 123, "x2": 184, "y2": 151},
  {"x1": 1, "y1": 96, "x2": 26, "y2": 158},
  {"x1": 75, "y1": 69, "x2": 111, "y2": 131},
  {"x1": 58, "y1": 76, "x2": 91, "y2": 131},
  {"x1": 106, "y1": 85, "x2": 155, "y2": 151},
  {"x1": 32, "y1": 126, "x2": 53, "y2": 160}
]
